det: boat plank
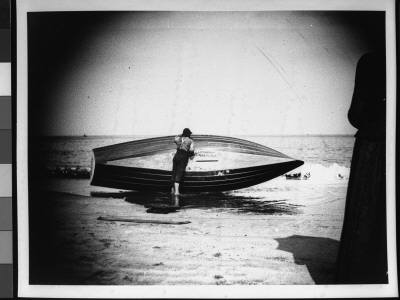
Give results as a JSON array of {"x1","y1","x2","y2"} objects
[{"x1": 98, "y1": 216, "x2": 190, "y2": 225}]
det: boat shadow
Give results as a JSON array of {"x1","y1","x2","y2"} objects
[{"x1": 119, "y1": 191, "x2": 302, "y2": 215}]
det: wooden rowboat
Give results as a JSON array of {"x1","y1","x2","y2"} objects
[{"x1": 90, "y1": 135, "x2": 304, "y2": 193}]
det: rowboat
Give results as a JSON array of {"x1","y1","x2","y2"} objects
[{"x1": 90, "y1": 135, "x2": 304, "y2": 193}]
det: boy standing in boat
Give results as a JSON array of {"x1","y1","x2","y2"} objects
[{"x1": 171, "y1": 128, "x2": 195, "y2": 195}]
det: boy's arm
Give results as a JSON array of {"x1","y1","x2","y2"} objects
[
  {"x1": 174, "y1": 135, "x2": 181, "y2": 145},
  {"x1": 189, "y1": 141, "x2": 195, "y2": 158}
]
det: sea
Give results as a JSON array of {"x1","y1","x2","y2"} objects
[
  {"x1": 33, "y1": 135, "x2": 355, "y2": 212},
  {"x1": 35, "y1": 135, "x2": 354, "y2": 176}
]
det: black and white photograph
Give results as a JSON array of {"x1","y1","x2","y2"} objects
[{"x1": 16, "y1": 0, "x2": 397, "y2": 298}]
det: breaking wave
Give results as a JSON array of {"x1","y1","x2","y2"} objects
[{"x1": 283, "y1": 163, "x2": 350, "y2": 182}]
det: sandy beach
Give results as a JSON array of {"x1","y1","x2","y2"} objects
[{"x1": 28, "y1": 178, "x2": 346, "y2": 285}]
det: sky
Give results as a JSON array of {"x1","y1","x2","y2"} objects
[{"x1": 28, "y1": 11, "x2": 385, "y2": 136}]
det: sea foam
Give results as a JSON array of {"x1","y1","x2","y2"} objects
[{"x1": 284, "y1": 163, "x2": 350, "y2": 182}]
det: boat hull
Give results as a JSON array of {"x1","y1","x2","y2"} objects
[
  {"x1": 90, "y1": 135, "x2": 304, "y2": 192},
  {"x1": 91, "y1": 160, "x2": 304, "y2": 192}
]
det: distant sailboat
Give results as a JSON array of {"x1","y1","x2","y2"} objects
[{"x1": 90, "y1": 135, "x2": 304, "y2": 193}]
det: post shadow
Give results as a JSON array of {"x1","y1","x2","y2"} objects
[{"x1": 275, "y1": 235, "x2": 340, "y2": 284}]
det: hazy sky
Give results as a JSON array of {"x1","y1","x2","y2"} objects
[{"x1": 28, "y1": 11, "x2": 384, "y2": 136}]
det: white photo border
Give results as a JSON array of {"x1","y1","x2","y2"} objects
[{"x1": 16, "y1": 0, "x2": 398, "y2": 298}]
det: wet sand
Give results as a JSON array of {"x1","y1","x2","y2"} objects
[{"x1": 29, "y1": 179, "x2": 346, "y2": 285}]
